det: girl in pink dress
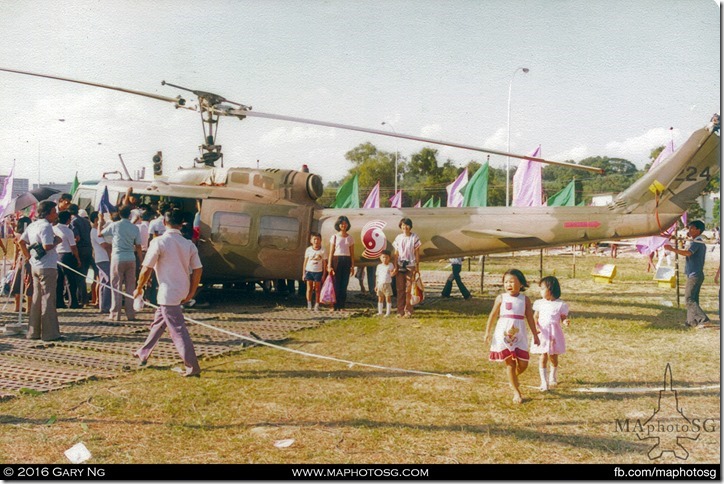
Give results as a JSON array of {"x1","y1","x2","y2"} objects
[
  {"x1": 530, "y1": 276, "x2": 570, "y2": 391},
  {"x1": 484, "y1": 269, "x2": 540, "y2": 404}
]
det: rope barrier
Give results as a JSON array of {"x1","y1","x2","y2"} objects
[{"x1": 56, "y1": 261, "x2": 471, "y2": 382}]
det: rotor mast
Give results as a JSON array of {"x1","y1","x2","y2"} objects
[{"x1": 161, "y1": 81, "x2": 232, "y2": 167}]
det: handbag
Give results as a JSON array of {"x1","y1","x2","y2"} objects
[
  {"x1": 410, "y1": 272, "x2": 425, "y2": 306},
  {"x1": 319, "y1": 275, "x2": 336, "y2": 305}
]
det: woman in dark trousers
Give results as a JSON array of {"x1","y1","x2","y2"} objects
[
  {"x1": 441, "y1": 257, "x2": 471, "y2": 299},
  {"x1": 327, "y1": 216, "x2": 355, "y2": 311}
]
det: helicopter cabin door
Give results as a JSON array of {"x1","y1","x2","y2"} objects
[{"x1": 200, "y1": 199, "x2": 313, "y2": 283}]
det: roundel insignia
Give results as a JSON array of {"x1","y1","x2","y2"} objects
[{"x1": 361, "y1": 220, "x2": 388, "y2": 259}]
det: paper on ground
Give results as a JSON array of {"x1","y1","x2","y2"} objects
[{"x1": 65, "y1": 442, "x2": 92, "y2": 463}]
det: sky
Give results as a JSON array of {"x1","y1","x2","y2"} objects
[{"x1": 0, "y1": 0, "x2": 720, "y2": 189}]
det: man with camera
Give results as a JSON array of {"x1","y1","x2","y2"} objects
[{"x1": 18, "y1": 200, "x2": 63, "y2": 341}]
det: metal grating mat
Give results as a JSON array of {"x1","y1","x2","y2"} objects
[
  {"x1": 0, "y1": 299, "x2": 362, "y2": 398},
  {"x1": 1, "y1": 347, "x2": 132, "y2": 372}
]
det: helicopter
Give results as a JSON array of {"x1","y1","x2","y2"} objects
[{"x1": 1, "y1": 67, "x2": 720, "y2": 286}]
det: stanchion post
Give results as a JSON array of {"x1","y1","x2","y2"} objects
[{"x1": 480, "y1": 255, "x2": 485, "y2": 294}]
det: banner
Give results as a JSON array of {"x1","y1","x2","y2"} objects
[{"x1": 512, "y1": 145, "x2": 543, "y2": 207}]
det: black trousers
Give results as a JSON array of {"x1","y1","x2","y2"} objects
[
  {"x1": 76, "y1": 246, "x2": 93, "y2": 306},
  {"x1": 442, "y1": 263, "x2": 470, "y2": 299},
  {"x1": 57, "y1": 253, "x2": 79, "y2": 308},
  {"x1": 332, "y1": 256, "x2": 352, "y2": 310}
]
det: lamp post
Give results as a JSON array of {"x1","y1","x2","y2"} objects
[
  {"x1": 506, "y1": 66, "x2": 529, "y2": 207},
  {"x1": 381, "y1": 121, "x2": 399, "y2": 194}
]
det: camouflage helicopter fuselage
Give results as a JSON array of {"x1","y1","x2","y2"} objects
[{"x1": 75, "y1": 123, "x2": 719, "y2": 284}]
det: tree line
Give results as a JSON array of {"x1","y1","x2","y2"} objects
[{"x1": 317, "y1": 142, "x2": 713, "y2": 222}]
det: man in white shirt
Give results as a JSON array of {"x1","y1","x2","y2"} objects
[
  {"x1": 90, "y1": 211, "x2": 112, "y2": 314},
  {"x1": 18, "y1": 201, "x2": 63, "y2": 341},
  {"x1": 54, "y1": 211, "x2": 81, "y2": 309},
  {"x1": 133, "y1": 208, "x2": 203, "y2": 377}
]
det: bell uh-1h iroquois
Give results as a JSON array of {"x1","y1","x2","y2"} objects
[{"x1": 1, "y1": 67, "x2": 720, "y2": 286}]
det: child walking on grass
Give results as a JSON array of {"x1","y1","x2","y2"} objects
[
  {"x1": 530, "y1": 276, "x2": 569, "y2": 391},
  {"x1": 484, "y1": 269, "x2": 540, "y2": 404}
]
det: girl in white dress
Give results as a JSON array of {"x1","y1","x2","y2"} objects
[
  {"x1": 530, "y1": 276, "x2": 570, "y2": 391},
  {"x1": 484, "y1": 269, "x2": 540, "y2": 404}
]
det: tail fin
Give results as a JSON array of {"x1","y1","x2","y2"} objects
[{"x1": 609, "y1": 123, "x2": 720, "y2": 217}]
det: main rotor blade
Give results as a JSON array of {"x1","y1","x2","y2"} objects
[
  {"x1": 0, "y1": 67, "x2": 189, "y2": 107},
  {"x1": 225, "y1": 108, "x2": 603, "y2": 174}
]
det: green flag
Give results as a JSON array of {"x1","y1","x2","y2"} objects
[
  {"x1": 423, "y1": 196, "x2": 435, "y2": 208},
  {"x1": 434, "y1": 197, "x2": 441, "y2": 208},
  {"x1": 69, "y1": 173, "x2": 79, "y2": 196},
  {"x1": 332, "y1": 174, "x2": 359, "y2": 208},
  {"x1": 461, "y1": 162, "x2": 489, "y2": 207},
  {"x1": 547, "y1": 179, "x2": 576, "y2": 206}
]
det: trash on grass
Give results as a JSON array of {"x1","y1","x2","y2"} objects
[
  {"x1": 64, "y1": 442, "x2": 92, "y2": 463},
  {"x1": 274, "y1": 439, "x2": 295, "y2": 448}
]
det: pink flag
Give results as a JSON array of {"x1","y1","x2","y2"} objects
[
  {"x1": 0, "y1": 162, "x2": 15, "y2": 218},
  {"x1": 636, "y1": 224, "x2": 676, "y2": 255},
  {"x1": 649, "y1": 139, "x2": 675, "y2": 171},
  {"x1": 413, "y1": 200, "x2": 421, "y2": 208},
  {"x1": 388, "y1": 190, "x2": 402, "y2": 208},
  {"x1": 445, "y1": 168, "x2": 468, "y2": 207},
  {"x1": 363, "y1": 181, "x2": 380, "y2": 209},
  {"x1": 512, "y1": 145, "x2": 543, "y2": 207},
  {"x1": 635, "y1": 139, "x2": 678, "y2": 254}
]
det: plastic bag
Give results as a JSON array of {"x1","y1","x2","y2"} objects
[
  {"x1": 319, "y1": 275, "x2": 336, "y2": 305},
  {"x1": 133, "y1": 295, "x2": 145, "y2": 312},
  {"x1": 410, "y1": 273, "x2": 425, "y2": 306}
]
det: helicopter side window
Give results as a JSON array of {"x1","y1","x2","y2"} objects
[
  {"x1": 253, "y1": 174, "x2": 275, "y2": 190},
  {"x1": 211, "y1": 211, "x2": 251, "y2": 246},
  {"x1": 258, "y1": 216, "x2": 299, "y2": 250},
  {"x1": 228, "y1": 172, "x2": 249, "y2": 185}
]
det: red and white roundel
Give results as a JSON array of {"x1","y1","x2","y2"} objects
[{"x1": 361, "y1": 220, "x2": 388, "y2": 259}]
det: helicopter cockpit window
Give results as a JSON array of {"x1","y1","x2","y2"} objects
[
  {"x1": 228, "y1": 172, "x2": 249, "y2": 185},
  {"x1": 211, "y1": 212, "x2": 251, "y2": 246},
  {"x1": 253, "y1": 174, "x2": 275, "y2": 190},
  {"x1": 259, "y1": 216, "x2": 299, "y2": 250}
]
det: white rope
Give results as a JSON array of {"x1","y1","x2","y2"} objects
[{"x1": 57, "y1": 261, "x2": 470, "y2": 382}]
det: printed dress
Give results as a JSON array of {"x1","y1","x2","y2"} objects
[
  {"x1": 530, "y1": 299, "x2": 568, "y2": 355},
  {"x1": 489, "y1": 293, "x2": 530, "y2": 362}
]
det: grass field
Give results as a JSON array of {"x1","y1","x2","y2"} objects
[{"x1": 0, "y1": 250, "x2": 719, "y2": 466}]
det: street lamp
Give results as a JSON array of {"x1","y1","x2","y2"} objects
[
  {"x1": 506, "y1": 66, "x2": 529, "y2": 207},
  {"x1": 381, "y1": 121, "x2": 399, "y2": 194}
]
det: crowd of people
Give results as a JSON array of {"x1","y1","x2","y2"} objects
[{"x1": 4, "y1": 189, "x2": 204, "y2": 377}]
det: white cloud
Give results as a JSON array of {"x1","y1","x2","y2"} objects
[
  {"x1": 605, "y1": 127, "x2": 679, "y2": 166},
  {"x1": 419, "y1": 123, "x2": 441, "y2": 138},
  {"x1": 482, "y1": 127, "x2": 507, "y2": 151},
  {"x1": 552, "y1": 145, "x2": 589, "y2": 162},
  {"x1": 259, "y1": 126, "x2": 336, "y2": 146}
]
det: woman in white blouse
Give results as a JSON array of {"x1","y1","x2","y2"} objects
[{"x1": 327, "y1": 216, "x2": 355, "y2": 311}]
